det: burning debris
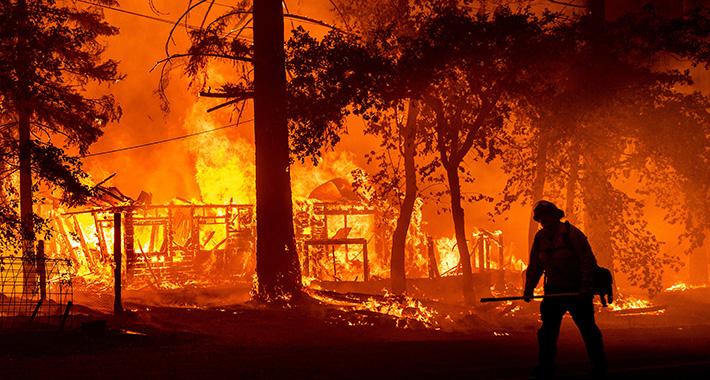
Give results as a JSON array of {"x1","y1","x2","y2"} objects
[{"x1": 56, "y1": 200, "x2": 256, "y2": 291}]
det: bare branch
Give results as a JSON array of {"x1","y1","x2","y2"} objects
[
  {"x1": 207, "y1": 98, "x2": 250, "y2": 113},
  {"x1": 152, "y1": 52, "x2": 252, "y2": 73},
  {"x1": 199, "y1": 90, "x2": 254, "y2": 98},
  {"x1": 284, "y1": 13, "x2": 351, "y2": 34}
]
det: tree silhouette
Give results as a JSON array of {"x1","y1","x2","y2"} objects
[
  {"x1": 498, "y1": 5, "x2": 710, "y2": 295},
  {"x1": 0, "y1": 0, "x2": 121, "y2": 259},
  {"x1": 288, "y1": 4, "x2": 561, "y2": 302},
  {"x1": 307, "y1": 0, "x2": 431, "y2": 295},
  {"x1": 251, "y1": 0, "x2": 302, "y2": 299},
  {"x1": 398, "y1": 6, "x2": 559, "y2": 303}
]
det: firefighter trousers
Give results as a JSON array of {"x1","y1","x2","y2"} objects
[{"x1": 537, "y1": 294, "x2": 607, "y2": 371}]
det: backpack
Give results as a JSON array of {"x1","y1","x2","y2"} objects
[
  {"x1": 559, "y1": 222, "x2": 614, "y2": 307},
  {"x1": 591, "y1": 266, "x2": 614, "y2": 307}
]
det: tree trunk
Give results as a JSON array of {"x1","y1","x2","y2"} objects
[
  {"x1": 19, "y1": 102, "x2": 36, "y2": 293},
  {"x1": 253, "y1": 0, "x2": 301, "y2": 300},
  {"x1": 581, "y1": 170, "x2": 615, "y2": 271},
  {"x1": 565, "y1": 145, "x2": 580, "y2": 225},
  {"x1": 19, "y1": 108, "x2": 33, "y2": 250},
  {"x1": 390, "y1": 100, "x2": 419, "y2": 295},
  {"x1": 446, "y1": 162, "x2": 475, "y2": 304},
  {"x1": 528, "y1": 128, "x2": 549, "y2": 251},
  {"x1": 17, "y1": 0, "x2": 36, "y2": 293}
]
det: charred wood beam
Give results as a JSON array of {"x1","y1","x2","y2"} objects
[
  {"x1": 304, "y1": 238, "x2": 369, "y2": 282},
  {"x1": 62, "y1": 204, "x2": 254, "y2": 216},
  {"x1": 315, "y1": 209, "x2": 377, "y2": 216},
  {"x1": 113, "y1": 212, "x2": 123, "y2": 315}
]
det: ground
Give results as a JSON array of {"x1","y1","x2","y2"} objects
[{"x1": 1, "y1": 287, "x2": 709, "y2": 379}]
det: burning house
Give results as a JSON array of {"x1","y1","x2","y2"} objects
[{"x1": 7, "y1": 170, "x2": 525, "y2": 317}]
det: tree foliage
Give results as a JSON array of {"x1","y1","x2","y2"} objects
[
  {"x1": 287, "y1": 3, "x2": 563, "y2": 301},
  {"x1": 498, "y1": 5, "x2": 710, "y2": 295},
  {"x1": 0, "y1": 0, "x2": 122, "y2": 252}
]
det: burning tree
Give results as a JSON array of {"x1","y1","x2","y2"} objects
[{"x1": 0, "y1": 0, "x2": 121, "y2": 258}]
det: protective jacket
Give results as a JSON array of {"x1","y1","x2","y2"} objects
[{"x1": 524, "y1": 222, "x2": 598, "y2": 295}]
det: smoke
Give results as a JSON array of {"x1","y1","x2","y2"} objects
[{"x1": 82, "y1": 0, "x2": 203, "y2": 203}]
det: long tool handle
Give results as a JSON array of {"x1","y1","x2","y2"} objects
[{"x1": 480, "y1": 293, "x2": 582, "y2": 303}]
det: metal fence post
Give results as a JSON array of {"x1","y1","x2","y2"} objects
[{"x1": 114, "y1": 212, "x2": 123, "y2": 315}]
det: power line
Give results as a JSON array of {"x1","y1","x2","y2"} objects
[
  {"x1": 548, "y1": 0, "x2": 586, "y2": 9},
  {"x1": 84, "y1": 118, "x2": 253, "y2": 158},
  {"x1": 79, "y1": 0, "x2": 335, "y2": 33},
  {"x1": 76, "y1": 0, "x2": 202, "y2": 29}
]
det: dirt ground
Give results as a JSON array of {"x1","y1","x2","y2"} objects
[{"x1": 2, "y1": 287, "x2": 710, "y2": 379}]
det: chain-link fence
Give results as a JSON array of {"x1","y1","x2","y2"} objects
[{"x1": 0, "y1": 256, "x2": 73, "y2": 330}]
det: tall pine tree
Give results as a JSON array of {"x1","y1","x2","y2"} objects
[{"x1": 0, "y1": 0, "x2": 121, "y2": 259}]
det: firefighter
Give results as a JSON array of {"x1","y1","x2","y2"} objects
[{"x1": 524, "y1": 200, "x2": 607, "y2": 378}]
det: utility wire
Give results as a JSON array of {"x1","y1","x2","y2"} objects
[
  {"x1": 76, "y1": 0, "x2": 201, "y2": 29},
  {"x1": 78, "y1": 0, "x2": 336, "y2": 32},
  {"x1": 548, "y1": 0, "x2": 586, "y2": 9},
  {"x1": 84, "y1": 118, "x2": 253, "y2": 158}
]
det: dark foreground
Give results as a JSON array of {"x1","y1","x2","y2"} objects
[{"x1": 2, "y1": 288, "x2": 709, "y2": 379}]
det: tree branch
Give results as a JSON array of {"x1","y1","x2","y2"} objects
[
  {"x1": 152, "y1": 53, "x2": 252, "y2": 72},
  {"x1": 199, "y1": 90, "x2": 254, "y2": 98},
  {"x1": 207, "y1": 98, "x2": 251, "y2": 113}
]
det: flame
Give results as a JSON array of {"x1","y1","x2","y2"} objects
[
  {"x1": 291, "y1": 151, "x2": 361, "y2": 199},
  {"x1": 185, "y1": 102, "x2": 255, "y2": 205},
  {"x1": 353, "y1": 294, "x2": 440, "y2": 329},
  {"x1": 607, "y1": 294, "x2": 665, "y2": 316},
  {"x1": 434, "y1": 229, "x2": 524, "y2": 276},
  {"x1": 663, "y1": 282, "x2": 706, "y2": 292},
  {"x1": 47, "y1": 100, "x2": 382, "y2": 291},
  {"x1": 608, "y1": 295, "x2": 653, "y2": 311},
  {"x1": 436, "y1": 237, "x2": 461, "y2": 276},
  {"x1": 308, "y1": 289, "x2": 442, "y2": 329}
]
